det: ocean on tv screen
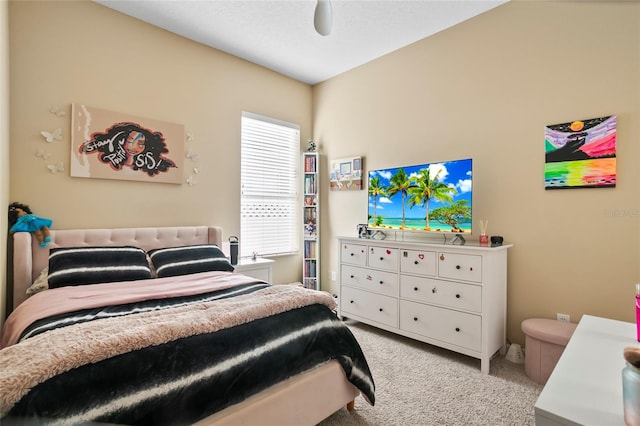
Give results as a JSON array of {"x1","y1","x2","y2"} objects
[{"x1": 369, "y1": 218, "x2": 471, "y2": 233}]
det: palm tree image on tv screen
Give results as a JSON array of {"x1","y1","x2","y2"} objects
[{"x1": 368, "y1": 158, "x2": 473, "y2": 234}]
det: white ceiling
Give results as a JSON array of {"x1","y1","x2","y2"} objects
[{"x1": 95, "y1": 0, "x2": 508, "y2": 85}]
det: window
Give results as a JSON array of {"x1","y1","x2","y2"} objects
[{"x1": 240, "y1": 112, "x2": 299, "y2": 258}]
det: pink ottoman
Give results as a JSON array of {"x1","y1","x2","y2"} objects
[{"x1": 521, "y1": 318, "x2": 577, "y2": 385}]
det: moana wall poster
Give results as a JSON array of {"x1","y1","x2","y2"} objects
[{"x1": 71, "y1": 104, "x2": 184, "y2": 184}]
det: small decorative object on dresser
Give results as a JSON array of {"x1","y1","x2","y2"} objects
[
  {"x1": 338, "y1": 236, "x2": 512, "y2": 374},
  {"x1": 478, "y1": 219, "x2": 489, "y2": 246}
]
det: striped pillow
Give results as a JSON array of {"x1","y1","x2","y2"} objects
[
  {"x1": 48, "y1": 246, "x2": 153, "y2": 288},
  {"x1": 148, "y1": 244, "x2": 234, "y2": 278}
]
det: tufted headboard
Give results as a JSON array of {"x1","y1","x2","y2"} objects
[{"x1": 11, "y1": 226, "x2": 224, "y2": 310}]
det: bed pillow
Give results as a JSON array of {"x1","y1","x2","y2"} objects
[
  {"x1": 48, "y1": 246, "x2": 153, "y2": 288},
  {"x1": 148, "y1": 244, "x2": 234, "y2": 278},
  {"x1": 26, "y1": 267, "x2": 49, "y2": 296}
]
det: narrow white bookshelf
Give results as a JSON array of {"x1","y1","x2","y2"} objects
[{"x1": 302, "y1": 151, "x2": 319, "y2": 290}]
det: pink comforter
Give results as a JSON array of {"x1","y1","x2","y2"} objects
[{"x1": 1, "y1": 271, "x2": 260, "y2": 348}]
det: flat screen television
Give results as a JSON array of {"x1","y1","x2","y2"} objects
[{"x1": 367, "y1": 158, "x2": 473, "y2": 235}]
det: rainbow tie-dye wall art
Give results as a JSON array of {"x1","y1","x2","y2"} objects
[{"x1": 544, "y1": 115, "x2": 616, "y2": 189}]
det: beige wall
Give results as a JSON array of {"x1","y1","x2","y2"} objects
[
  {"x1": 314, "y1": 1, "x2": 640, "y2": 345},
  {"x1": 7, "y1": 0, "x2": 312, "y2": 292},
  {"x1": 1, "y1": 0, "x2": 10, "y2": 327}
]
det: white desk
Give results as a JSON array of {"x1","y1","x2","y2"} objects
[{"x1": 534, "y1": 315, "x2": 637, "y2": 426}]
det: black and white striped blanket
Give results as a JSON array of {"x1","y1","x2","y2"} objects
[{"x1": 0, "y1": 279, "x2": 375, "y2": 425}]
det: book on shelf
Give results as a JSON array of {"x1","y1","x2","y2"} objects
[
  {"x1": 304, "y1": 155, "x2": 317, "y2": 173},
  {"x1": 303, "y1": 278, "x2": 317, "y2": 290},
  {"x1": 304, "y1": 208, "x2": 317, "y2": 223},
  {"x1": 304, "y1": 240, "x2": 317, "y2": 258},
  {"x1": 304, "y1": 259, "x2": 317, "y2": 278},
  {"x1": 304, "y1": 175, "x2": 316, "y2": 194}
]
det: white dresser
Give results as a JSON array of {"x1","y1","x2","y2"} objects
[{"x1": 338, "y1": 237, "x2": 511, "y2": 374}]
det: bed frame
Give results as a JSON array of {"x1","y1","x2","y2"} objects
[{"x1": 11, "y1": 226, "x2": 359, "y2": 425}]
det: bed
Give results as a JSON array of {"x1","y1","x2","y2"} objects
[{"x1": 1, "y1": 226, "x2": 375, "y2": 425}]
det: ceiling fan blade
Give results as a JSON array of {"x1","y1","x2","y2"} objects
[{"x1": 314, "y1": 0, "x2": 333, "y2": 36}]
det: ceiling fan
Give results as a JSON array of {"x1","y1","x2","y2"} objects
[{"x1": 314, "y1": 0, "x2": 333, "y2": 36}]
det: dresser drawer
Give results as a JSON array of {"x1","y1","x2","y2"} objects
[
  {"x1": 341, "y1": 286, "x2": 398, "y2": 328},
  {"x1": 400, "y1": 249, "x2": 436, "y2": 276},
  {"x1": 400, "y1": 276, "x2": 481, "y2": 313},
  {"x1": 342, "y1": 265, "x2": 398, "y2": 297},
  {"x1": 438, "y1": 252, "x2": 482, "y2": 283},
  {"x1": 368, "y1": 246, "x2": 399, "y2": 271},
  {"x1": 341, "y1": 242, "x2": 367, "y2": 266},
  {"x1": 399, "y1": 300, "x2": 481, "y2": 351}
]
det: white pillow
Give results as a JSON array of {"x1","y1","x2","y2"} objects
[{"x1": 27, "y1": 267, "x2": 49, "y2": 296}]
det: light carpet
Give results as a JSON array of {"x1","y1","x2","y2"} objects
[{"x1": 319, "y1": 321, "x2": 543, "y2": 426}]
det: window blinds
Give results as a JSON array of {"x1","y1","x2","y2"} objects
[{"x1": 240, "y1": 112, "x2": 299, "y2": 258}]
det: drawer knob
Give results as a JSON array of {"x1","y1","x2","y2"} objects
[
  {"x1": 456, "y1": 294, "x2": 461, "y2": 299},
  {"x1": 413, "y1": 317, "x2": 418, "y2": 321},
  {"x1": 379, "y1": 281, "x2": 384, "y2": 285},
  {"x1": 440, "y1": 254, "x2": 445, "y2": 261},
  {"x1": 350, "y1": 275, "x2": 355, "y2": 279},
  {"x1": 350, "y1": 300, "x2": 354, "y2": 304},
  {"x1": 414, "y1": 260, "x2": 419, "y2": 265},
  {"x1": 455, "y1": 327, "x2": 460, "y2": 332},
  {"x1": 432, "y1": 287, "x2": 437, "y2": 294},
  {"x1": 414, "y1": 287, "x2": 418, "y2": 291},
  {"x1": 379, "y1": 308, "x2": 383, "y2": 312},
  {"x1": 350, "y1": 253, "x2": 354, "y2": 256},
  {"x1": 380, "y1": 257, "x2": 384, "y2": 261},
  {"x1": 456, "y1": 265, "x2": 461, "y2": 270}
]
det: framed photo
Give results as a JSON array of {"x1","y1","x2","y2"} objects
[
  {"x1": 330, "y1": 156, "x2": 363, "y2": 191},
  {"x1": 70, "y1": 104, "x2": 184, "y2": 184}
]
